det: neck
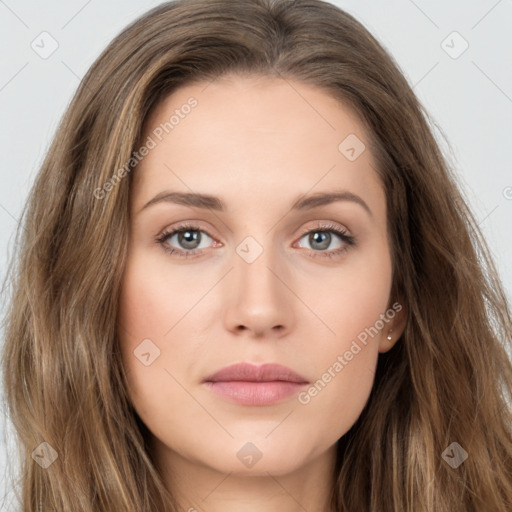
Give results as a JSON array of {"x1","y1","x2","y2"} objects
[{"x1": 150, "y1": 436, "x2": 338, "y2": 512}]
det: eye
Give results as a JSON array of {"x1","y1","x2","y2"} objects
[
  {"x1": 156, "y1": 221, "x2": 356, "y2": 259},
  {"x1": 156, "y1": 223, "x2": 216, "y2": 258},
  {"x1": 294, "y1": 223, "x2": 355, "y2": 259}
]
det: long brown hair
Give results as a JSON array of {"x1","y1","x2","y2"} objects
[{"x1": 2, "y1": 0, "x2": 511, "y2": 510}]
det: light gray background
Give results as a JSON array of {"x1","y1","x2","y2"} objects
[{"x1": 1, "y1": 1, "x2": 511, "y2": 509}]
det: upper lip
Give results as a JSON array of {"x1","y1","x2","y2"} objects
[{"x1": 203, "y1": 362, "x2": 309, "y2": 384}]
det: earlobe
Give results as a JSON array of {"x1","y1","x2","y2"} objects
[
  {"x1": 378, "y1": 328, "x2": 398, "y2": 353},
  {"x1": 378, "y1": 299, "x2": 407, "y2": 353}
]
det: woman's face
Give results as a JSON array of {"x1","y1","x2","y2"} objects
[{"x1": 118, "y1": 75, "x2": 406, "y2": 478}]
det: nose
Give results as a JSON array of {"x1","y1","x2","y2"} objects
[{"x1": 223, "y1": 244, "x2": 295, "y2": 339}]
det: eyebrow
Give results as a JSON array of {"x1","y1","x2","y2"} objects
[{"x1": 139, "y1": 190, "x2": 372, "y2": 217}]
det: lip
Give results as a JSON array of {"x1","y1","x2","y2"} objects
[{"x1": 202, "y1": 362, "x2": 309, "y2": 406}]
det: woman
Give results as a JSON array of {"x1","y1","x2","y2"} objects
[{"x1": 2, "y1": 0, "x2": 511, "y2": 510}]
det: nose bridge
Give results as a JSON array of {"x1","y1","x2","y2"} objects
[
  {"x1": 234, "y1": 233, "x2": 283, "y2": 303},
  {"x1": 224, "y1": 232, "x2": 294, "y2": 336}
]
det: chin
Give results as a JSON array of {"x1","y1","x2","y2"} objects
[{"x1": 194, "y1": 436, "x2": 318, "y2": 477}]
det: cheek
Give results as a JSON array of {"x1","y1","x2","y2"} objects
[
  {"x1": 311, "y1": 236, "x2": 393, "y2": 344},
  {"x1": 117, "y1": 252, "x2": 173, "y2": 402},
  {"x1": 117, "y1": 256, "x2": 200, "y2": 442},
  {"x1": 296, "y1": 239, "x2": 392, "y2": 419},
  {"x1": 118, "y1": 253, "x2": 172, "y2": 340},
  {"x1": 117, "y1": 249, "x2": 206, "y2": 357}
]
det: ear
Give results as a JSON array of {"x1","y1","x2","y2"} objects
[{"x1": 378, "y1": 298, "x2": 407, "y2": 353}]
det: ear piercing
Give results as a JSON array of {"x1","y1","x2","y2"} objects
[{"x1": 387, "y1": 329, "x2": 393, "y2": 341}]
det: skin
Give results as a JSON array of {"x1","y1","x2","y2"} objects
[{"x1": 117, "y1": 74, "x2": 407, "y2": 512}]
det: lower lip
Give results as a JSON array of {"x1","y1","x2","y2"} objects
[{"x1": 204, "y1": 381, "x2": 308, "y2": 406}]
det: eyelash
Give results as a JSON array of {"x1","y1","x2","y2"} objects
[{"x1": 155, "y1": 222, "x2": 356, "y2": 260}]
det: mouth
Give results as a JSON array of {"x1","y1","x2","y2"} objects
[{"x1": 202, "y1": 362, "x2": 309, "y2": 406}]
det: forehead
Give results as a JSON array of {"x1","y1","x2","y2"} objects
[{"x1": 132, "y1": 75, "x2": 384, "y2": 217}]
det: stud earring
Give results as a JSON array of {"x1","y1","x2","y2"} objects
[{"x1": 387, "y1": 329, "x2": 393, "y2": 341}]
